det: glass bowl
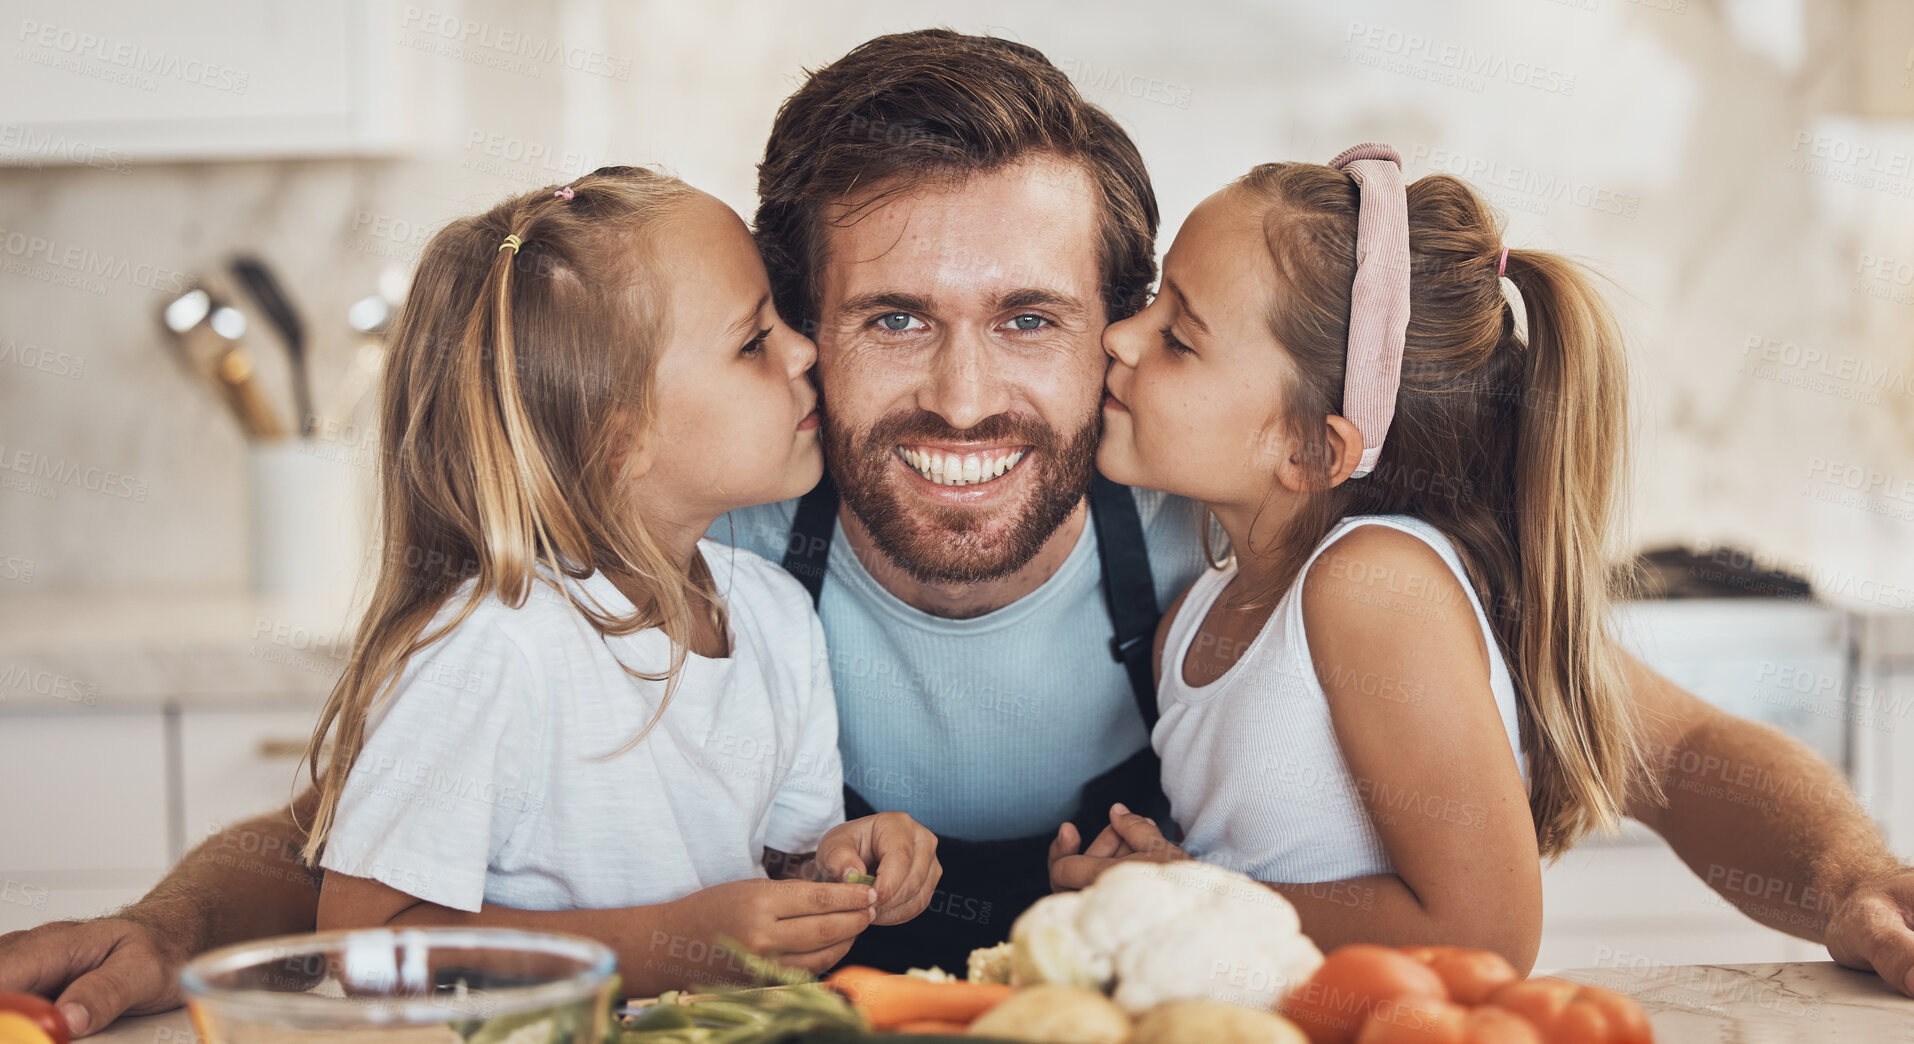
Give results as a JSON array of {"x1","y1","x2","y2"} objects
[{"x1": 180, "y1": 927, "x2": 617, "y2": 1043}]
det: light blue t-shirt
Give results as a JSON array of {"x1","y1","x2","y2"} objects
[{"x1": 708, "y1": 489, "x2": 1206, "y2": 841}]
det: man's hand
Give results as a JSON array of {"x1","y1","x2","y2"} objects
[
  {"x1": 814, "y1": 812, "x2": 941, "y2": 925},
  {"x1": 663, "y1": 877, "x2": 877, "y2": 976},
  {"x1": 1824, "y1": 868, "x2": 1914, "y2": 996},
  {"x1": 1048, "y1": 803, "x2": 1188, "y2": 893},
  {"x1": 0, "y1": 913, "x2": 192, "y2": 1038}
]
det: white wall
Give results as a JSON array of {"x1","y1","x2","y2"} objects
[{"x1": 2, "y1": 0, "x2": 1911, "y2": 605}]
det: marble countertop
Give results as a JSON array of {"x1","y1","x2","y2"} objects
[
  {"x1": 0, "y1": 590, "x2": 354, "y2": 713},
  {"x1": 77, "y1": 962, "x2": 1914, "y2": 1043}
]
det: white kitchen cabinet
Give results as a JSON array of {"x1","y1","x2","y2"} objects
[
  {"x1": 177, "y1": 707, "x2": 321, "y2": 852},
  {"x1": 0, "y1": 0, "x2": 430, "y2": 163},
  {"x1": 0, "y1": 713, "x2": 169, "y2": 873},
  {"x1": 0, "y1": 704, "x2": 326, "y2": 935},
  {"x1": 0, "y1": 713, "x2": 170, "y2": 934}
]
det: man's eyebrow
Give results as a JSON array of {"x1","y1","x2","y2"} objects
[
  {"x1": 1164, "y1": 278, "x2": 1212, "y2": 335},
  {"x1": 998, "y1": 287, "x2": 1089, "y2": 318},
  {"x1": 836, "y1": 290, "x2": 935, "y2": 316},
  {"x1": 728, "y1": 293, "x2": 770, "y2": 336}
]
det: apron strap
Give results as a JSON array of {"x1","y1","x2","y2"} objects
[
  {"x1": 781, "y1": 471, "x2": 839, "y2": 607},
  {"x1": 1088, "y1": 474, "x2": 1162, "y2": 727}
]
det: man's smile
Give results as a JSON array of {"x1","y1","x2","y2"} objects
[{"x1": 896, "y1": 445, "x2": 1030, "y2": 487}]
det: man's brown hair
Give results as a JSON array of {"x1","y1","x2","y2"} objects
[{"x1": 754, "y1": 29, "x2": 1159, "y2": 332}]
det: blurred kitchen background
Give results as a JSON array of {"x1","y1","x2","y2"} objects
[{"x1": 3, "y1": 0, "x2": 1914, "y2": 975}]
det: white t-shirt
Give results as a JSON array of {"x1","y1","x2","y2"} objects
[{"x1": 319, "y1": 540, "x2": 845, "y2": 913}]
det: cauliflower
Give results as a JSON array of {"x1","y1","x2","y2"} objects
[
  {"x1": 1111, "y1": 908, "x2": 1322, "y2": 1013},
  {"x1": 1005, "y1": 860, "x2": 1323, "y2": 1015},
  {"x1": 1009, "y1": 892, "x2": 1113, "y2": 989},
  {"x1": 968, "y1": 941, "x2": 1014, "y2": 984},
  {"x1": 1072, "y1": 862, "x2": 1212, "y2": 955}
]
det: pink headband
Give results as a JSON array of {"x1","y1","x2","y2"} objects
[{"x1": 1328, "y1": 143, "x2": 1411, "y2": 479}]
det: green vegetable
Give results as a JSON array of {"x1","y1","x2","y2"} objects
[{"x1": 844, "y1": 872, "x2": 877, "y2": 886}]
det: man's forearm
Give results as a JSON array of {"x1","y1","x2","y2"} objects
[
  {"x1": 127, "y1": 789, "x2": 322, "y2": 957},
  {"x1": 1626, "y1": 655, "x2": 1904, "y2": 941}
]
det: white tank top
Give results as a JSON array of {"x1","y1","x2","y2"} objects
[{"x1": 1153, "y1": 515, "x2": 1526, "y2": 883}]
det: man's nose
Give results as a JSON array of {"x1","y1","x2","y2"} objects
[{"x1": 917, "y1": 330, "x2": 1011, "y2": 431}]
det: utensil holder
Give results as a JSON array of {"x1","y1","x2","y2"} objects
[{"x1": 247, "y1": 439, "x2": 371, "y2": 607}]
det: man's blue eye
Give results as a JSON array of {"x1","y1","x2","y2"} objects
[
  {"x1": 1010, "y1": 315, "x2": 1046, "y2": 331},
  {"x1": 878, "y1": 313, "x2": 918, "y2": 331}
]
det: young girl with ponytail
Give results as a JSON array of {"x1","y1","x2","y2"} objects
[
  {"x1": 300, "y1": 167, "x2": 938, "y2": 992},
  {"x1": 1054, "y1": 145, "x2": 1646, "y2": 972}
]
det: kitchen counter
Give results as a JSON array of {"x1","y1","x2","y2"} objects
[
  {"x1": 0, "y1": 590, "x2": 354, "y2": 712},
  {"x1": 77, "y1": 962, "x2": 1914, "y2": 1042}
]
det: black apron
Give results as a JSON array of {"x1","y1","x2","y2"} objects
[{"x1": 779, "y1": 472, "x2": 1170, "y2": 973}]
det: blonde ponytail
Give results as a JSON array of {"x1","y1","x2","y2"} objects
[{"x1": 1235, "y1": 163, "x2": 1647, "y2": 857}]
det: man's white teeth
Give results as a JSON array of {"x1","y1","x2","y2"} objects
[{"x1": 901, "y1": 447, "x2": 1027, "y2": 486}]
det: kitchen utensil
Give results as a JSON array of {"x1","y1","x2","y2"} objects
[
  {"x1": 160, "y1": 287, "x2": 288, "y2": 439},
  {"x1": 180, "y1": 928, "x2": 617, "y2": 1043},
  {"x1": 230, "y1": 255, "x2": 314, "y2": 436},
  {"x1": 321, "y1": 293, "x2": 390, "y2": 429},
  {"x1": 210, "y1": 305, "x2": 289, "y2": 440}
]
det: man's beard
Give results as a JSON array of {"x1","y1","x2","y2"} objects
[{"x1": 823, "y1": 406, "x2": 1100, "y2": 586}]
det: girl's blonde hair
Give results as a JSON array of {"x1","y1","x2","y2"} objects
[
  {"x1": 300, "y1": 167, "x2": 702, "y2": 865},
  {"x1": 1232, "y1": 163, "x2": 1649, "y2": 858}
]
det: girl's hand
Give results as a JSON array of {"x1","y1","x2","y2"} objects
[
  {"x1": 1047, "y1": 803, "x2": 1188, "y2": 892},
  {"x1": 815, "y1": 812, "x2": 942, "y2": 925},
  {"x1": 663, "y1": 878, "x2": 878, "y2": 976}
]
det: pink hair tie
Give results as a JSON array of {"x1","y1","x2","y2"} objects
[
  {"x1": 1328, "y1": 143, "x2": 1411, "y2": 479},
  {"x1": 554, "y1": 186, "x2": 575, "y2": 201},
  {"x1": 1497, "y1": 246, "x2": 1509, "y2": 277}
]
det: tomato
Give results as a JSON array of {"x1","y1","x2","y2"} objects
[
  {"x1": 1354, "y1": 1000, "x2": 1542, "y2": 1044},
  {"x1": 0, "y1": 1013, "x2": 55, "y2": 1044},
  {"x1": 1398, "y1": 946, "x2": 1522, "y2": 1005},
  {"x1": 1284, "y1": 944, "x2": 1450, "y2": 1044},
  {"x1": 1354, "y1": 999, "x2": 1470, "y2": 1044},
  {"x1": 0, "y1": 994, "x2": 66, "y2": 1044},
  {"x1": 1484, "y1": 978, "x2": 1652, "y2": 1044}
]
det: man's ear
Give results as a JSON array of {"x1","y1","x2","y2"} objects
[{"x1": 1272, "y1": 414, "x2": 1365, "y2": 493}]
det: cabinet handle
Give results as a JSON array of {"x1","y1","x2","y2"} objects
[{"x1": 256, "y1": 737, "x2": 308, "y2": 759}]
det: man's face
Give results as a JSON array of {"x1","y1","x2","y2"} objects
[{"x1": 813, "y1": 156, "x2": 1107, "y2": 585}]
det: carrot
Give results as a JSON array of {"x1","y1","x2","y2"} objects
[
  {"x1": 894, "y1": 1019, "x2": 976, "y2": 1034},
  {"x1": 824, "y1": 966, "x2": 1013, "y2": 1029}
]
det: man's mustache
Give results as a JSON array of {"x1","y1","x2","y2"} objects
[{"x1": 850, "y1": 409, "x2": 1063, "y2": 449}]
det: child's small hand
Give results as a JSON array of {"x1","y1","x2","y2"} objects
[
  {"x1": 1047, "y1": 803, "x2": 1188, "y2": 892},
  {"x1": 665, "y1": 877, "x2": 878, "y2": 976},
  {"x1": 816, "y1": 812, "x2": 942, "y2": 925}
]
